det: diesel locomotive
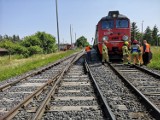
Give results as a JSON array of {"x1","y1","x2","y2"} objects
[{"x1": 94, "y1": 11, "x2": 131, "y2": 59}]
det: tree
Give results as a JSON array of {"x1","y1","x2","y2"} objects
[
  {"x1": 136, "y1": 32, "x2": 143, "y2": 43},
  {"x1": 21, "y1": 31, "x2": 56, "y2": 54},
  {"x1": 35, "y1": 31, "x2": 57, "y2": 53},
  {"x1": 143, "y1": 26, "x2": 152, "y2": 45},
  {"x1": 131, "y1": 22, "x2": 139, "y2": 41},
  {"x1": 3, "y1": 34, "x2": 9, "y2": 40},
  {"x1": 0, "y1": 35, "x2": 2, "y2": 41},
  {"x1": 158, "y1": 35, "x2": 160, "y2": 46},
  {"x1": 22, "y1": 36, "x2": 41, "y2": 47},
  {"x1": 14, "y1": 45, "x2": 29, "y2": 57},
  {"x1": 152, "y1": 25, "x2": 159, "y2": 46},
  {"x1": 0, "y1": 32, "x2": 57, "y2": 57},
  {"x1": 75, "y1": 36, "x2": 89, "y2": 47},
  {"x1": 28, "y1": 46, "x2": 43, "y2": 56},
  {"x1": 12, "y1": 35, "x2": 20, "y2": 42},
  {"x1": 0, "y1": 40, "x2": 28, "y2": 56}
]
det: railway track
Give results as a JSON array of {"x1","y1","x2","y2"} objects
[
  {"x1": 0, "y1": 52, "x2": 114, "y2": 120},
  {"x1": 0, "y1": 51, "x2": 159, "y2": 119},
  {"x1": 0, "y1": 52, "x2": 82, "y2": 119},
  {"x1": 109, "y1": 63, "x2": 160, "y2": 118},
  {"x1": 35, "y1": 58, "x2": 107, "y2": 120},
  {"x1": 89, "y1": 62, "x2": 158, "y2": 120}
]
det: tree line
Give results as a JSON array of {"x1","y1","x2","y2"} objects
[
  {"x1": 0, "y1": 32, "x2": 57, "y2": 57},
  {"x1": 0, "y1": 31, "x2": 90, "y2": 57},
  {"x1": 2, "y1": 22, "x2": 157, "y2": 58},
  {"x1": 131, "y1": 22, "x2": 159, "y2": 46},
  {"x1": 74, "y1": 23, "x2": 160, "y2": 47}
]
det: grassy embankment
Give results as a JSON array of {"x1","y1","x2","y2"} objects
[
  {"x1": 147, "y1": 46, "x2": 160, "y2": 70},
  {"x1": 0, "y1": 50, "x2": 80, "y2": 81}
]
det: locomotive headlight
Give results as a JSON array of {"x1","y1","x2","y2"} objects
[
  {"x1": 102, "y1": 36, "x2": 108, "y2": 41},
  {"x1": 113, "y1": 14, "x2": 117, "y2": 18},
  {"x1": 122, "y1": 35, "x2": 128, "y2": 41}
]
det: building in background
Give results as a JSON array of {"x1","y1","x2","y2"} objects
[{"x1": 0, "y1": 48, "x2": 8, "y2": 56}]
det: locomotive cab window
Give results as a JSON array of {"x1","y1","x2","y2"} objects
[
  {"x1": 116, "y1": 19, "x2": 129, "y2": 28},
  {"x1": 102, "y1": 20, "x2": 114, "y2": 29}
]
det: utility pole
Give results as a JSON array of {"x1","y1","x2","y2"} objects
[
  {"x1": 63, "y1": 38, "x2": 64, "y2": 44},
  {"x1": 70, "y1": 24, "x2": 72, "y2": 46},
  {"x1": 141, "y1": 21, "x2": 144, "y2": 44},
  {"x1": 75, "y1": 33, "x2": 76, "y2": 42},
  {"x1": 92, "y1": 37, "x2": 94, "y2": 44},
  {"x1": 55, "y1": 0, "x2": 60, "y2": 51},
  {"x1": 75, "y1": 33, "x2": 76, "y2": 47}
]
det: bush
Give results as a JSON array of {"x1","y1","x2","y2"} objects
[
  {"x1": 0, "y1": 40, "x2": 30, "y2": 57},
  {"x1": 28, "y1": 46, "x2": 43, "y2": 56},
  {"x1": 35, "y1": 31, "x2": 56, "y2": 53},
  {"x1": 14, "y1": 45, "x2": 28, "y2": 54},
  {"x1": 0, "y1": 31, "x2": 57, "y2": 57},
  {"x1": 148, "y1": 46, "x2": 160, "y2": 69},
  {"x1": 21, "y1": 36, "x2": 41, "y2": 47}
]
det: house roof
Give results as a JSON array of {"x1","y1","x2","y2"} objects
[{"x1": 0, "y1": 48, "x2": 8, "y2": 52}]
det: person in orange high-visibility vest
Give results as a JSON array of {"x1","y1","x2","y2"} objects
[
  {"x1": 85, "y1": 45, "x2": 91, "y2": 62},
  {"x1": 142, "y1": 40, "x2": 151, "y2": 65},
  {"x1": 139, "y1": 42, "x2": 143, "y2": 65}
]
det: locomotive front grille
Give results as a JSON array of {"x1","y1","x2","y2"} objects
[
  {"x1": 112, "y1": 37, "x2": 119, "y2": 40},
  {"x1": 112, "y1": 47, "x2": 119, "y2": 52}
]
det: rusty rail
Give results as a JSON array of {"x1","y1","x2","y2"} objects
[
  {"x1": 0, "y1": 52, "x2": 83, "y2": 120},
  {"x1": 0, "y1": 53, "x2": 76, "y2": 91},
  {"x1": 32, "y1": 52, "x2": 84, "y2": 120},
  {"x1": 0, "y1": 72, "x2": 61, "y2": 120},
  {"x1": 85, "y1": 61, "x2": 116, "y2": 120},
  {"x1": 106, "y1": 63, "x2": 160, "y2": 119}
]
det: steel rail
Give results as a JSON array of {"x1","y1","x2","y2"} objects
[
  {"x1": 0, "y1": 53, "x2": 76, "y2": 91},
  {"x1": 0, "y1": 72, "x2": 62, "y2": 120},
  {"x1": 132, "y1": 64, "x2": 160, "y2": 79},
  {"x1": 0, "y1": 52, "x2": 81, "y2": 120},
  {"x1": 32, "y1": 52, "x2": 84, "y2": 120},
  {"x1": 106, "y1": 63, "x2": 160, "y2": 119},
  {"x1": 32, "y1": 65, "x2": 66, "y2": 120},
  {"x1": 85, "y1": 61, "x2": 116, "y2": 120}
]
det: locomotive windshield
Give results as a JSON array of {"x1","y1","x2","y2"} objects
[
  {"x1": 102, "y1": 20, "x2": 114, "y2": 29},
  {"x1": 116, "y1": 19, "x2": 129, "y2": 28}
]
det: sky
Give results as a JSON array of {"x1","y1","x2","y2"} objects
[{"x1": 0, "y1": 0, "x2": 160, "y2": 44}]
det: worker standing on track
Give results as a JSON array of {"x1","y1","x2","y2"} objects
[
  {"x1": 102, "y1": 40, "x2": 109, "y2": 64},
  {"x1": 85, "y1": 45, "x2": 91, "y2": 62},
  {"x1": 122, "y1": 41, "x2": 129, "y2": 64},
  {"x1": 143, "y1": 40, "x2": 151, "y2": 65},
  {"x1": 131, "y1": 40, "x2": 141, "y2": 65},
  {"x1": 139, "y1": 42, "x2": 144, "y2": 65}
]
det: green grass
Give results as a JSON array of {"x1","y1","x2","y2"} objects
[
  {"x1": 147, "y1": 46, "x2": 160, "y2": 70},
  {"x1": 0, "y1": 49, "x2": 80, "y2": 81}
]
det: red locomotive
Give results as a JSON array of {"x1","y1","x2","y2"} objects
[{"x1": 94, "y1": 11, "x2": 131, "y2": 59}]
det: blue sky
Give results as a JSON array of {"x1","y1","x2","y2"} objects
[{"x1": 0, "y1": 0, "x2": 160, "y2": 44}]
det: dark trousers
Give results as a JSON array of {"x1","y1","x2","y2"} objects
[
  {"x1": 143, "y1": 52, "x2": 149, "y2": 65},
  {"x1": 86, "y1": 51, "x2": 91, "y2": 62}
]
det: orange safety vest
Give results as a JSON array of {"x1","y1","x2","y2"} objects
[
  {"x1": 145, "y1": 43, "x2": 150, "y2": 53},
  {"x1": 85, "y1": 46, "x2": 91, "y2": 52}
]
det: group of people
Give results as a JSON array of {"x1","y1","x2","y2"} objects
[
  {"x1": 122, "y1": 39, "x2": 152, "y2": 65},
  {"x1": 85, "y1": 40, "x2": 109, "y2": 64},
  {"x1": 85, "y1": 39, "x2": 151, "y2": 66},
  {"x1": 100, "y1": 39, "x2": 152, "y2": 66}
]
